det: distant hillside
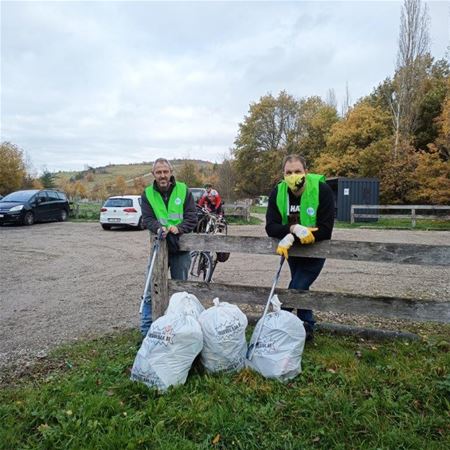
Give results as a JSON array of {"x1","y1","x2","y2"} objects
[{"x1": 54, "y1": 159, "x2": 218, "y2": 197}]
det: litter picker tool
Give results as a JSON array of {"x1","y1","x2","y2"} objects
[
  {"x1": 139, "y1": 228, "x2": 164, "y2": 314},
  {"x1": 248, "y1": 255, "x2": 285, "y2": 361}
]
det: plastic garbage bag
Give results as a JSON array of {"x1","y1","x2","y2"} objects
[
  {"x1": 246, "y1": 295, "x2": 305, "y2": 381},
  {"x1": 198, "y1": 298, "x2": 248, "y2": 373},
  {"x1": 130, "y1": 311, "x2": 203, "y2": 391},
  {"x1": 165, "y1": 291, "x2": 205, "y2": 319}
]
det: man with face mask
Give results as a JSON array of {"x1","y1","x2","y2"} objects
[{"x1": 265, "y1": 154, "x2": 335, "y2": 341}]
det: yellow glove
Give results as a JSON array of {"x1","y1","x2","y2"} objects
[
  {"x1": 291, "y1": 224, "x2": 318, "y2": 245},
  {"x1": 276, "y1": 233, "x2": 295, "y2": 259}
]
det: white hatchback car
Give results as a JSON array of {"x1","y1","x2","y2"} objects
[{"x1": 100, "y1": 195, "x2": 145, "y2": 230}]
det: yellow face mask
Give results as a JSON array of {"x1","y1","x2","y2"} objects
[{"x1": 284, "y1": 173, "x2": 305, "y2": 191}]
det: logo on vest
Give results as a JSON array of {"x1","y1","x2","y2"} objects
[
  {"x1": 175, "y1": 197, "x2": 182, "y2": 205},
  {"x1": 306, "y1": 207, "x2": 315, "y2": 216}
]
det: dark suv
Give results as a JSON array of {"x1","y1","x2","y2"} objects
[{"x1": 0, "y1": 189, "x2": 70, "y2": 226}]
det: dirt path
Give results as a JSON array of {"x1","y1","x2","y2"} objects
[{"x1": 1, "y1": 221, "x2": 449, "y2": 371}]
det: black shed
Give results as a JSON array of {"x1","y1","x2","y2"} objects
[{"x1": 326, "y1": 177, "x2": 379, "y2": 222}]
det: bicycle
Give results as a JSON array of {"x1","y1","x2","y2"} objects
[{"x1": 188, "y1": 206, "x2": 229, "y2": 282}]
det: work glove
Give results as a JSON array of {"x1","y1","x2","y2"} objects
[
  {"x1": 291, "y1": 224, "x2": 318, "y2": 245},
  {"x1": 276, "y1": 233, "x2": 295, "y2": 260}
]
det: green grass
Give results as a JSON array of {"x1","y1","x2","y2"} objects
[
  {"x1": 336, "y1": 218, "x2": 450, "y2": 230},
  {"x1": 69, "y1": 202, "x2": 102, "y2": 221},
  {"x1": 1, "y1": 327, "x2": 449, "y2": 449},
  {"x1": 226, "y1": 216, "x2": 262, "y2": 225},
  {"x1": 250, "y1": 205, "x2": 267, "y2": 214}
]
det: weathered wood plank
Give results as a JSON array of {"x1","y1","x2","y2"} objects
[
  {"x1": 169, "y1": 280, "x2": 450, "y2": 323},
  {"x1": 178, "y1": 234, "x2": 450, "y2": 266},
  {"x1": 152, "y1": 240, "x2": 169, "y2": 320}
]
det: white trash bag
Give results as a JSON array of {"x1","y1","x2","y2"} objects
[
  {"x1": 130, "y1": 311, "x2": 203, "y2": 392},
  {"x1": 165, "y1": 291, "x2": 205, "y2": 319},
  {"x1": 246, "y1": 295, "x2": 305, "y2": 381},
  {"x1": 198, "y1": 298, "x2": 248, "y2": 373}
]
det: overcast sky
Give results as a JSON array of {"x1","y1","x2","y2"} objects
[{"x1": 1, "y1": 0, "x2": 449, "y2": 173}]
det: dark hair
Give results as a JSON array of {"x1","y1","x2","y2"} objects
[
  {"x1": 282, "y1": 154, "x2": 307, "y2": 171},
  {"x1": 204, "y1": 183, "x2": 212, "y2": 188}
]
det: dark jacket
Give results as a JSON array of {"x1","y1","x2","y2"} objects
[
  {"x1": 265, "y1": 181, "x2": 335, "y2": 242},
  {"x1": 141, "y1": 177, "x2": 197, "y2": 234}
]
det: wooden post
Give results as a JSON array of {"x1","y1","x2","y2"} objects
[
  {"x1": 411, "y1": 207, "x2": 416, "y2": 228},
  {"x1": 351, "y1": 205, "x2": 355, "y2": 224},
  {"x1": 151, "y1": 239, "x2": 169, "y2": 320}
]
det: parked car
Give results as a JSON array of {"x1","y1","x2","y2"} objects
[
  {"x1": 100, "y1": 195, "x2": 145, "y2": 230},
  {"x1": 0, "y1": 189, "x2": 70, "y2": 226},
  {"x1": 189, "y1": 187, "x2": 206, "y2": 203}
]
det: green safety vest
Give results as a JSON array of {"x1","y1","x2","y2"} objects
[
  {"x1": 145, "y1": 182, "x2": 187, "y2": 226},
  {"x1": 275, "y1": 173, "x2": 325, "y2": 227}
]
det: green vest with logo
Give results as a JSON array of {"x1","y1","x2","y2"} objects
[
  {"x1": 275, "y1": 173, "x2": 325, "y2": 227},
  {"x1": 145, "y1": 182, "x2": 187, "y2": 226}
]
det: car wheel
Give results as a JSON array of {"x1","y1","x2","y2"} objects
[
  {"x1": 138, "y1": 217, "x2": 146, "y2": 230},
  {"x1": 101, "y1": 224, "x2": 111, "y2": 230},
  {"x1": 59, "y1": 209, "x2": 68, "y2": 222},
  {"x1": 23, "y1": 211, "x2": 34, "y2": 226}
]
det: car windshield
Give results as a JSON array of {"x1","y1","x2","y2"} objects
[
  {"x1": 189, "y1": 188, "x2": 205, "y2": 203},
  {"x1": 1, "y1": 191, "x2": 36, "y2": 202},
  {"x1": 104, "y1": 198, "x2": 133, "y2": 207}
]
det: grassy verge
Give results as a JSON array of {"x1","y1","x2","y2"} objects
[
  {"x1": 69, "y1": 202, "x2": 102, "y2": 221},
  {"x1": 1, "y1": 327, "x2": 449, "y2": 449},
  {"x1": 226, "y1": 216, "x2": 262, "y2": 225},
  {"x1": 335, "y1": 218, "x2": 450, "y2": 231},
  {"x1": 250, "y1": 205, "x2": 267, "y2": 214}
]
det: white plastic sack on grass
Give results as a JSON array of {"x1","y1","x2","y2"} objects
[
  {"x1": 165, "y1": 291, "x2": 205, "y2": 319},
  {"x1": 198, "y1": 298, "x2": 248, "y2": 373},
  {"x1": 130, "y1": 312, "x2": 203, "y2": 392},
  {"x1": 246, "y1": 295, "x2": 305, "y2": 381}
]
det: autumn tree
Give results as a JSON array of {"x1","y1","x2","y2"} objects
[
  {"x1": 297, "y1": 96, "x2": 339, "y2": 163},
  {"x1": 233, "y1": 91, "x2": 300, "y2": 195},
  {"x1": 0, "y1": 142, "x2": 27, "y2": 195},
  {"x1": 390, "y1": 0, "x2": 430, "y2": 156},
  {"x1": 314, "y1": 102, "x2": 392, "y2": 178},
  {"x1": 410, "y1": 146, "x2": 450, "y2": 203},
  {"x1": 216, "y1": 153, "x2": 238, "y2": 202},
  {"x1": 177, "y1": 161, "x2": 203, "y2": 187},
  {"x1": 132, "y1": 177, "x2": 147, "y2": 195},
  {"x1": 111, "y1": 176, "x2": 128, "y2": 196},
  {"x1": 413, "y1": 59, "x2": 450, "y2": 152}
]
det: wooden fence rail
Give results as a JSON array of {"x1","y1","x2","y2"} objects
[
  {"x1": 223, "y1": 201, "x2": 251, "y2": 221},
  {"x1": 150, "y1": 235, "x2": 450, "y2": 324},
  {"x1": 351, "y1": 204, "x2": 450, "y2": 227}
]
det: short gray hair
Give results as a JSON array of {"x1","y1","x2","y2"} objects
[
  {"x1": 152, "y1": 158, "x2": 173, "y2": 172},
  {"x1": 282, "y1": 154, "x2": 307, "y2": 171}
]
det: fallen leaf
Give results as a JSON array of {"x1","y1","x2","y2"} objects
[
  {"x1": 66, "y1": 410, "x2": 73, "y2": 416},
  {"x1": 212, "y1": 433, "x2": 221, "y2": 445},
  {"x1": 312, "y1": 437, "x2": 320, "y2": 442},
  {"x1": 327, "y1": 368, "x2": 336, "y2": 374}
]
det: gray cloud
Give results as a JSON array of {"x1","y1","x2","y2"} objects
[{"x1": 1, "y1": 0, "x2": 448, "y2": 172}]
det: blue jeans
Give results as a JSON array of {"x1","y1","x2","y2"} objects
[
  {"x1": 283, "y1": 257, "x2": 326, "y2": 328},
  {"x1": 140, "y1": 250, "x2": 191, "y2": 337}
]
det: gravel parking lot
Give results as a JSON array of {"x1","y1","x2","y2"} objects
[{"x1": 1, "y1": 221, "x2": 449, "y2": 371}]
